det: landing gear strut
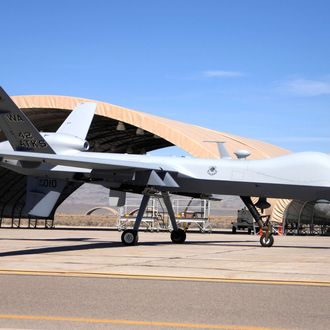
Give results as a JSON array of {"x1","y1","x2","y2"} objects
[
  {"x1": 121, "y1": 194, "x2": 150, "y2": 246},
  {"x1": 121, "y1": 191, "x2": 187, "y2": 246},
  {"x1": 240, "y1": 196, "x2": 274, "y2": 247},
  {"x1": 162, "y1": 191, "x2": 187, "y2": 244}
]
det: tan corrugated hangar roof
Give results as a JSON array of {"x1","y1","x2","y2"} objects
[{"x1": 12, "y1": 95, "x2": 289, "y2": 159}]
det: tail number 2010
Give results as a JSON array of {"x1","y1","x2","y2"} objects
[{"x1": 39, "y1": 179, "x2": 57, "y2": 188}]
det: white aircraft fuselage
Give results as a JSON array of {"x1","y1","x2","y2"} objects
[{"x1": 1, "y1": 140, "x2": 330, "y2": 201}]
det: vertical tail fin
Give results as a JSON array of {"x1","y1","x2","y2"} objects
[
  {"x1": 56, "y1": 102, "x2": 96, "y2": 140},
  {"x1": 0, "y1": 87, "x2": 55, "y2": 154}
]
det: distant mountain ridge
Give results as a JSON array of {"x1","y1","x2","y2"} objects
[{"x1": 57, "y1": 183, "x2": 243, "y2": 216}]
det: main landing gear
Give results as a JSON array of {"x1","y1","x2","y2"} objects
[
  {"x1": 121, "y1": 229, "x2": 138, "y2": 246},
  {"x1": 240, "y1": 196, "x2": 274, "y2": 247},
  {"x1": 170, "y1": 228, "x2": 186, "y2": 244},
  {"x1": 121, "y1": 192, "x2": 187, "y2": 246}
]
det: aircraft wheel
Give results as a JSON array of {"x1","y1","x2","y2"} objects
[
  {"x1": 171, "y1": 229, "x2": 186, "y2": 244},
  {"x1": 121, "y1": 229, "x2": 138, "y2": 246},
  {"x1": 260, "y1": 234, "x2": 274, "y2": 247}
]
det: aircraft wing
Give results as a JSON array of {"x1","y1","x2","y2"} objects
[{"x1": 0, "y1": 150, "x2": 175, "y2": 172}]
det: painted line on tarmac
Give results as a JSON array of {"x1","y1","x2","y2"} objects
[
  {"x1": 0, "y1": 269, "x2": 329, "y2": 287},
  {"x1": 0, "y1": 314, "x2": 278, "y2": 329}
]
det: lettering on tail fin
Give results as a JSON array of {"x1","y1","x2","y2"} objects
[
  {"x1": 17, "y1": 131, "x2": 48, "y2": 151},
  {"x1": 0, "y1": 87, "x2": 55, "y2": 154},
  {"x1": 6, "y1": 114, "x2": 24, "y2": 122}
]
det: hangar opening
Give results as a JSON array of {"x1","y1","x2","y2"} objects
[{"x1": 284, "y1": 200, "x2": 330, "y2": 235}]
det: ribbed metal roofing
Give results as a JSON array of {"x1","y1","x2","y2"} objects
[{"x1": 11, "y1": 95, "x2": 289, "y2": 159}]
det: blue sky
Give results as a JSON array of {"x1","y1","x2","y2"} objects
[{"x1": 1, "y1": 0, "x2": 329, "y2": 154}]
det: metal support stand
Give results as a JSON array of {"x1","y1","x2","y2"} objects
[
  {"x1": 161, "y1": 192, "x2": 178, "y2": 231},
  {"x1": 133, "y1": 194, "x2": 150, "y2": 231}
]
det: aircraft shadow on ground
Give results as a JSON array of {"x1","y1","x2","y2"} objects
[
  {"x1": 0, "y1": 242, "x2": 123, "y2": 257},
  {"x1": 0, "y1": 237, "x2": 95, "y2": 242},
  {"x1": 0, "y1": 239, "x2": 329, "y2": 257}
]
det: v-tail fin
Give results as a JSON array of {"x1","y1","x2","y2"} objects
[
  {"x1": 56, "y1": 102, "x2": 96, "y2": 140},
  {"x1": 0, "y1": 87, "x2": 55, "y2": 154}
]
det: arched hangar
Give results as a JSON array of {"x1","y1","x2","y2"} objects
[{"x1": 0, "y1": 94, "x2": 307, "y2": 225}]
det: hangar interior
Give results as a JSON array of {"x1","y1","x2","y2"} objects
[
  {"x1": 0, "y1": 94, "x2": 329, "y2": 234},
  {"x1": 284, "y1": 200, "x2": 330, "y2": 235}
]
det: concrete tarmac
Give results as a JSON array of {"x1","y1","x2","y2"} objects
[
  {"x1": 0, "y1": 229, "x2": 329, "y2": 329},
  {"x1": 0, "y1": 274, "x2": 329, "y2": 330},
  {"x1": 0, "y1": 229, "x2": 330, "y2": 282}
]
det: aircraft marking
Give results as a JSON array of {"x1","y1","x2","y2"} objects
[
  {"x1": 6, "y1": 114, "x2": 24, "y2": 122},
  {"x1": 39, "y1": 178, "x2": 58, "y2": 188},
  {"x1": 207, "y1": 166, "x2": 217, "y2": 175},
  {"x1": 19, "y1": 132, "x2": 33, "y2": 138},
  {"x1": 19, "y1": 138, "x2": 48, "y2": 149},
  {"x1": 17, "y1": 131, "x2": 48, "y2": 149}
]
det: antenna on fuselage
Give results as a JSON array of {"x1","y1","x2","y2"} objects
[{"x1": 204, "y1": 141, "x2": 232, "y2": 159}]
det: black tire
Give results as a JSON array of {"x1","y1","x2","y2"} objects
[
  {"x1": 232, "y1": 226, "x2": 237, "y2": 234},
  {"x1": 248, "y1": 228, "x2": 252, "y2": 235},
  {"x1": 121, "y1": 229, "x2": 138, "y2": 246},
  {"x1": 260, "y1": 234, "x2": 274, "y2": 247},
  {"x1": 171, "y1": 229, "x2": 186, "y2": 244}
]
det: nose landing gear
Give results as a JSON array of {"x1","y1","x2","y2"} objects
[
  {"x1": 260, "y1": 234, "x2": 274, "y2": 247},
  {"x1": 241, "y1": 196, "x2": 274, "y2": 247}
]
